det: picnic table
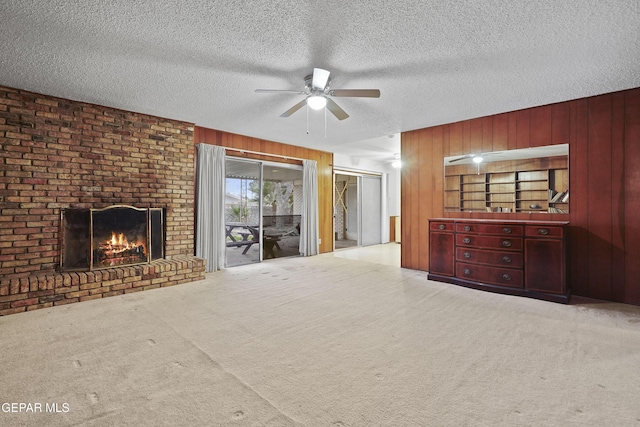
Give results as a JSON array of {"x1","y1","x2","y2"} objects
[{"x1": 225, "y1": 223, "x2": 259, "y2": 254}]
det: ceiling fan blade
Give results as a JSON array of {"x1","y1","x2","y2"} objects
[
  {"x1": 326, "y1": 98, "x2": 349, "y2": 121},
  {"x1": 330, "y1": 89, "x2": 381, "y2": 98},
  {"x1": 448, "y1": 155, "x2": 471, "y2": 163},
  {"x1": 312, "y1": 68, "x2": 330, "y2": 90},
  {"x1": 255, "y1": 89, "x2": 306, "y2": 94},
  {"x1": 279, "y1": 99, "x2": 307, "y2": 118}
]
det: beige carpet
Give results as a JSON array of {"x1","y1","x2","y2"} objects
[{"x1": 2, "y1": 245, "x2": 640, "y2": 426}]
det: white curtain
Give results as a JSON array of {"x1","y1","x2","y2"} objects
[
  {"x1": 195, "y1": 144, "x2": 226, "y2": 272},
  {"x1": 299, "y1": 159, "x2": 319, "y2": 256}
]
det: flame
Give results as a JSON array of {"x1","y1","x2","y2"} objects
[
  {"x1": 100, "y1": 232, "x2": 145, "y2": 258},
  {"x1": 95, "y1": 228, "x2": 147, "y2": 267},
  {"x1": 109, "y1": 232, "x2": 130, "y2": 249}
]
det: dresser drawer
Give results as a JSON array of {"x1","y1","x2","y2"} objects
[
  {"x1": 430, "y1": 220, "x2": 454, "y2": 232},
  {"x1": 456, "y1": 234, "x2": 523, "y2": 251},
  {"x1": 456, "y1": 223, "x2": 523, "y2": 236},
  {"x1": 525, "y1": 225, "x2": 564, "y2": 238},
  {"x1": 457, "y1": 262, "x2": 524, "y2": 288},
  {"x1": 456, "y1": 247, "x2": 523, "y2": 268}
]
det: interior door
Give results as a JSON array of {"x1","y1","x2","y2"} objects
[{"x1": 360, "y1": 175, "x2": 382, "y2": 246}]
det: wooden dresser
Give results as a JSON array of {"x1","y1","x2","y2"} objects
[{"x1": 428, "y1": 219, "x2": 569, "y2": 303}]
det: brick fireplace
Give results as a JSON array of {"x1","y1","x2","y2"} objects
[{"x1": 0, "y1": 86, "x2": 205, "y2": 315}]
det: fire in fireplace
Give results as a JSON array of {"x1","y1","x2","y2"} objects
[
  {"x1": 91, "y1": 206, "x2": 148, "y2": 268},
  {"x1": 97, "y1": 232, "x2": 145, "y2": 265},
  {"x1": 61, "y1": 205, "x2": 164, "y2": 271}
]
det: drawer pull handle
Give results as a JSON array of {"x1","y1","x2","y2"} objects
[
  {"x1": 463, "y1": 237, "x2": 471, "y2": 244},
  {"x1": 538, "y1": 228, "x2": 549, "y2": 235},
  {"x1": 438, "y1": 224, "x2": 445, "y2": 230},
  {"x1": 463, "y1": 225, "x2": 471, "y2": 232},
  {"x1": 463, "y1": 268, "x2": 471, "y2": 275},
  {"x1": 502, "y1": 256, "x2": 512, "y2": 263},
  {"x1": 464, "y1": 252, "x2": 471, "y2": 259},
  {"x1": 502, "y1": 274, "x2": 512, "y2": 281},
  {"x1": 502, "y1": 240, "x2": 512, "y2": 247},
  {"x1": 502, "y1": 227, "x2": 512, "y2": 234}
]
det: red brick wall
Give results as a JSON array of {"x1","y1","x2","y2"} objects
[{"x1": 0, "y1": 86, "x2": 196, "y2": 279}]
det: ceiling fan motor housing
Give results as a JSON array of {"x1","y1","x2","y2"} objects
[{"x1": 304, "y1": 74, "x2": 330, "y2": 94}]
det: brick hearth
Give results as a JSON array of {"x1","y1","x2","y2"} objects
[
  {"x1": 0, "y1": 257, "x2": 205, "y2": 315},
  {"x1": 0, "y1": 86, "x2": 206, "y2": 315}
]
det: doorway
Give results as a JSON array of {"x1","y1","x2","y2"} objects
[
  {"x1": 334, "y1": 172, "x2": 382, "y2": 250},
  {"x1": 225, "y1": 157, "x2": 303, "y2": 267}
]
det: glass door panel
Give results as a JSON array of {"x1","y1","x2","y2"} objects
[
  {"x1": 361, "y1": 175, "x2": 382, "y2": 246},
  {"x1": 261, "y1": 162, "x2": 303, "y2": 259},
  {"x1": 225, "y1": 158, "x2": 261, "y2": 267}
]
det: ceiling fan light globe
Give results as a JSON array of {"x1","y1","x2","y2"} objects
[
  {"x1": 307, "y1": 95, "x2": 327, "y2": 110},
  {"x1": 472, "y1": 156, "x2": 483, "y2": 163}
]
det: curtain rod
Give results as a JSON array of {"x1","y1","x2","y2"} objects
[{"x1": 223, "y1": 147, "x2": 305, "y2": 162}]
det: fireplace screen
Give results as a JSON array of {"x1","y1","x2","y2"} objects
[
  {"x1": 60, "y1": 205, "x2": 164, "y2": 271},
  {"x1": 92, "y1": 206, "x2": 148, "y2": 268}
]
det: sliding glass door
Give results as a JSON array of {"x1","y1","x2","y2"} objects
[{"x1": 224, "y1": 158, "x2": 303, "y2": 266}]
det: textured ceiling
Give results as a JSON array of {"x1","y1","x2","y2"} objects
[{"x1": 1, "y1": 0, "x2": 639, "y2": 164}]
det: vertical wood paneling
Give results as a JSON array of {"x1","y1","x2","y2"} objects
[
  {"x1": 551, "y1": 103, "x2": 571, "y2": 144},
  {"x1": 492, "y1": 114, "x2": 509, "y2": 151},
  {"x1": 449, "y1": 122, "x2": 463, "y2": 155},
  {"x1": 611, "y1": 92, "x2": 626, "y2": 302},
  {"x1": 530, "y1": 105, "x2": 552, "y2": 147},
  {"x1": 516, "y1": 110, "x2": 530, "y2": 148},
  {"x1": 469, "y1": 118, "x2": 484, "y2": 154},
  {"x1": 571, "y1": 99, "x2": 589, "y2": 297},
  {"x1": 401, "y1": 87, "x2": 640, "y2": 305},
  {"x1": 400, "y1": 132, "x2": 414, "y2": 267},
  {"x1": 433, "y1": 127, "x2": 445, "y2": 215},
  {"x1": 462, "y1": 121, "x2": 472, "y2": 154},
  {"x1": 587, "y1": 95, "x2": 613, "y2": 300},
  {"x1": 409, "y1": 134, "x2": 421, "y2": 268},
  {"x1": 400, "y1": 133, "x2": 408, "y2": 265},
  {"x1": 482, "y1": 116, "x2": 493, "y2": 153},
  {"x1": 508, "y1": 112, "x2": 518, "y2": 150},
  {"x1": 443, "y1": 124, "x2": 451, "y2": 158},
  {"x1": 418, "y1": 129, "x2": 432, "y2": 271},
  {"x1": 624, "y1": 89, "x2": 640, "y2": 304}
]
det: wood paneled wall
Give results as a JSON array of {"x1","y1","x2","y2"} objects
[
  {"x1": 401, "y1": 87, "x2": 640, "y2": 305},
  {"x1": 194, "y1": 127, "x2": 334, "y2": 254}
]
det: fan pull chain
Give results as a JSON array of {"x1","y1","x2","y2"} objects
[{"x1": 306, "y1": 103, "x2": 309, "y2": 134}]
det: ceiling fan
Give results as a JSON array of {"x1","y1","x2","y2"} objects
[{"x1": 255, "y1": 68, "x2": 380, "y2": 121}]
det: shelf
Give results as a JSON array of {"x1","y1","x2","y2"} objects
[{"x1": 446, "y1": 165, "x2": 568, "y2": 214}]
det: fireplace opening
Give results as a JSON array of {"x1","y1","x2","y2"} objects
[
  {"x1": 92, "y1": 207, "x2": 147, "y2": 268},
  {"x1": 61, "y1": 206, "x2": 164, "y2": 271}
]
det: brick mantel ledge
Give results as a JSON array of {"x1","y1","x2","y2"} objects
[{"x1": 0, "y1": 256, "x2": 206, "y2": 316}]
